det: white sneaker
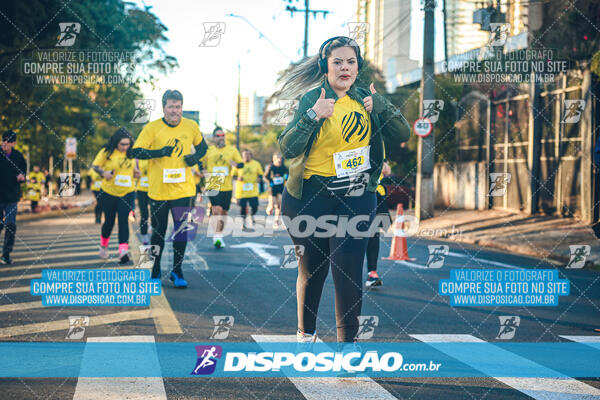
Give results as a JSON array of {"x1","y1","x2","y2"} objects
[
  {"x1": 296, "y1": 330, "x2": 317, "y2": 343},
  {"x1": 99, "y1": 246, "x2": 109, "y2": 259}
]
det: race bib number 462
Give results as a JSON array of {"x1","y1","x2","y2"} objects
[{"x1": 333, "y1": 146, "x2": 371, "y2": 178}]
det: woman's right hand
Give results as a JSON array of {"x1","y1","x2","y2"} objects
[
  {"x1": 311, "y1": 88, "x2": 335, "y2": 120},
  {"x1": 103, "y1": 170, "x2": 114, "y2": 180}
]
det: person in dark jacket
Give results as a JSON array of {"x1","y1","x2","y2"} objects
[{"x1": 0, "y1": 130, "x2": 27, "y2": 264}]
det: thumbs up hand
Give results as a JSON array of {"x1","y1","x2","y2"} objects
[
  {"x1": 310, "y1": 88, "x2": 335, "y2": 121},
  {"x1": 363, "y1": 83, "x2": 377, "y2": 113}
]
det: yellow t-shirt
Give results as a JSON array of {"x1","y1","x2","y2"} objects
[
  {"x1": 233, "y1": 159, "x2": 264, "y2": 199},
  {"x1": 304, "y1": 95, "x2": 371, "y2": 179},
  {"x1": 199, "y1": 145, "x2": 243, "y2": 192},
  {"x1": 132, "y1": 117, "x2": 204, "y2": 201},
  {"x1": 27, "y1": 172, "x2": 44, "y2": 201},
  {"x1": 135, "y1": 159, "x2": 149, "y2": 192},
  {"x1": 88, "y1": 168, "x2": 103, "y2": 192},
  {"x1": 92, "y1": 148, "x2": 136, "y2": 197}
]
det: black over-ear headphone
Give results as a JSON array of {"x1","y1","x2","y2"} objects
[{"x1": 317, "y1": 36, "x2": 364, "y2": 74}]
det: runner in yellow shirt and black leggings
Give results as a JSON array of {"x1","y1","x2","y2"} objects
[
  {"x1": 278, "y1": 37, "x2": 410, "y2": 347},
  {"x1": 92, "y1": 128, "x2": 137, "y2": 263},
  {"x1": 130, "y1": 90, "x2": 207, "y2": 288},
  {"x1": 233, "y1": 150, "x2": 264, "y2": 229}
]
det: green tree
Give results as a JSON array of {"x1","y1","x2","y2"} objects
[{"x1": 0, "y1": 0, "x2": 177, "y2": 172}]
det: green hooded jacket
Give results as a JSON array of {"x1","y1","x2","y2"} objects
[{"x1": 278, "y1": 79, "x2": 411, "y2": 199}]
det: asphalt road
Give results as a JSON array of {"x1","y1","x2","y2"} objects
[{"x1": 1, "y1": 199, "x2": 599, "y2": 400}]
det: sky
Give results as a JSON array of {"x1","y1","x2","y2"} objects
[{"x1": 135, "y1": 0, "x2": 444, "y2": 133}]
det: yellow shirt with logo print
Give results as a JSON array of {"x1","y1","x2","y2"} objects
[
  {"x1": 133, "y1": 117, "x2": 204, "y2": 201},
  {"x1": 303, "y1": 95, "x2": 371, "y2": 179},
  {"x1": 199, "y1": 145, "x2": 243, "y2": 192},
  {"x1": 92, "y1": 148, "x2": 136, "y2": 197}
]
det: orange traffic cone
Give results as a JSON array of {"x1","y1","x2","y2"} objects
[{"x1": 383, "y1": 203, "x2": 415, "y2": 261}]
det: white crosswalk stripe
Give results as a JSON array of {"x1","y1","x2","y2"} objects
[
  {"x1": 411, "y1": 334, "x2": 600, "y2": 399},
  {"x1": 252, "y1": 334, "x2": 397, "y2": 400},
  {"x1": 72, "y1": 335, "x2": 167, "y2": 400}
]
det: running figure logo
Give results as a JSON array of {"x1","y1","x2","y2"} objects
[
  {"x1": 138, "y1": 245, "x2": 160, "y2": 269},
  {"x1": 170, "y1": 207, "x2": 204, "y2": 242},
  {"x1": 131, "y1": 100, "x2": 156, "y2": 123},
  {"x1": 281, "y1": 245, "x2": 304, "y2": 269},
  {"x1": 273, "y1": 100, "x2": 299, "y2": 126},
  {"x1": 487, "y1": 23, "x2": 510, "y2": 47},
  {"x1": 422, "y1": 100, "x2": 444, "y2": 123},
  {"x1": 355, "y1": 316, "x2": 379, "y2": 340},
  {"x1": 489, "y1": 173, "x2": 511, "y2": 197},
  {"x1": 58, "y1": 173, "x2": 81, "y2": 197},
  {"x1": 202, "y1": 174, "x2": 226, "y2": 196},
  {"x1": 65, "y1": 316, "x2": 89, "y2": 340},
  {"x1": 210, "y1": 316, "x2": 235, "y2": 340},
  {"x1": 347, "y1": 22, "x2": 369, "y2": 46},
  {"x1": 199, "y1": 22, "x2": 226, "y2": 47},
  {"x1": 496, "y1": 316, "x2": 520, "y2": 340},
  {"x1": 561, "y1": 100, "x2": 586, "y2": 124},
  {"x1": 191, "y1": 345, "x2": 223, "y2": 375},
  {"x1": 56, "y1": 23, "x2": 80, "y2": 47},
  {"x1": 426, "y1": 245, "x2": 449, "y2": 269},
  {"x1": 566, "y1": 245, "x2": 590, "y2": 269}
]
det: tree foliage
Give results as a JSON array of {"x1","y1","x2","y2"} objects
[{"x1": 0, "y1": 0, "x2": 177, "y2": 171}]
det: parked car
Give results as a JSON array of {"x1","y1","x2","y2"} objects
[{"x1": 381, "y1": 175, "x2": 415, "y2": 210}]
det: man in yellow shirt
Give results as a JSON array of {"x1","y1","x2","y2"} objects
[
  {"x1": 199, "y1": 127, "x2": 243, "y2": 248},
  {"x1": 130, "y1": 90, "x2": 207, "y2": 287},
  {"x1": 233, "y1": 150, "x2": 264, "y2": 229}
]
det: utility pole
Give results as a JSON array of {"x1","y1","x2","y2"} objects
[
  {"x1": 236, "y1": 62, "x2": 241, "y2": 151},
  {"x1": 416, "y1": 0, "x2": 436, "y2": 220},
  {"x1": 284, "y1": 0, "x2": 329, "y2": 59}
]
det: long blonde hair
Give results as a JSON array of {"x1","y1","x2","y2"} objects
[{"x1": 275, "y1": 37, "x2": 362, "y2": 100}]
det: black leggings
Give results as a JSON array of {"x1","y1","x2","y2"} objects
[
  {"x1": 137, "y1": 191, "x2": 150, "y2": 235},
  {"x1": 149, "y1": 196, "x2": 194, "y2": 279},
  {"x1": 99, "y1": 191, "x2": 134, "y2": 244},
  {"x1": 281, "y1": 187, "x2": 375, "y2": 342},
  {"x1": 92, "y1": 191, "x2": 102, "y2": 221},
  {"x1": 239, "y1": 197, "x2": 258, "y2": 217},
  {"x1": 366, "y1": 192, "x2": 391, "y2": 272}
]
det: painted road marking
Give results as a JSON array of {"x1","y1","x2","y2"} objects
[
  {"x1": 73, "y1": 335, "x2": 167, "y2": 400},
  {"x1": 0, "y1": 300, "x2": 43, "y2": 313},
  {"x1": 0, "y1": 310, "x2": 153, "y2": 338},
  {"x1": 129, "y1": 223, "x2": 183, "y2": 335},
  {"x1": 252, "y1": 334, "x2": 397, "y2": 400},
  {"x1": 411, "y1": 334, "x2": 600, "y2": 399},
  {"x1": 231, "y1": 243, "x2": 280, "y2": 267}
]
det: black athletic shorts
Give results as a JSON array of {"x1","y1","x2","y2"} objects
[
  {"x1": 208, "y1": 190, "x2": 232, "y2": 211},
  {"x1": 271, "y1": 184, "x2": 284, "y2": 196}
]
